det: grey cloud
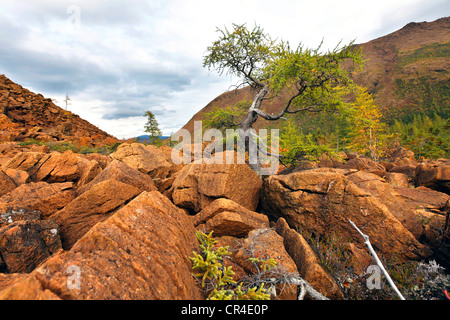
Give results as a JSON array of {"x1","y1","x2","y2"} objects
[
  {"x1": 0, "y1": 5, "x2": 201, "y2": 122},
  {"x1": 0, "y1": 1, "x2": 164, "y2": 29},
  {"x1": 100, "y1": 99, "x2": 178, "y2": 120},
  {"x1": 365, "y1": 0, "x2": 450, "y2": 42},
  {"x1": 0, "y1": 45, "x2": 116, "y2": 95}
]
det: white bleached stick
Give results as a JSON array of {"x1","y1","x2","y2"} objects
[{"x1": 348, "y1": 219, "x2": 406, "y2": 300}]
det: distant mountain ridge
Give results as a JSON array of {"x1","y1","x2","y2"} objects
[
  {"x1": 135, "y1": 135, "x2": 170, "y2": 142},
  {"x1": 351, "y1": 16, "x2": 450, "y2": 123},
  {"x1": 176, "y1": 17, "x2": 450, "y2": 136}
]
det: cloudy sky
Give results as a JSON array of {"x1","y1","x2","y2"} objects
[{"x1": 0, "y1": 0, "x2": 448, "y2": 138}]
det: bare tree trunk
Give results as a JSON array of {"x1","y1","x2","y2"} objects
[{"x1": 238, "y1": 86, "x2": 269, "y2": 173}]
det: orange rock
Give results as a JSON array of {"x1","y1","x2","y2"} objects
[
  {"x1": 0, "y1": 181, "x2": 75, "y2": 219},
  {"x1": 4, "y1": 150, "x2": 102, "y2": 186},
  {"x1": 0, "y1": 208, "x2": 41, "y2": 231},
  {"x1": 77, "y1": 159, "x2": 156, "y2": 196},
  {"x1": 4, "y1": 151, "x2": 47, "y2": 172},
  {"x1": 52, "y1": 179, "x2": 142, "y2": 250},
  {"x1": 193, "y1": 198, "x2": 269, "y2": 237},
  {"x1": 172, "y1": 162, "x2": 262, "y2": 213},
  {"x1": 385, "y1": 172, "x2": 409, "y2": 187},
  {"x1": 6, "y1": 191, "x2": 205, "y2": 300},
  {"x1": 348, "y1": 171, "x2": 448, "y2": 247},
  {"x1": 32, "y1": 151, "x2": 81, "y2": 183},
  {"x1": 0, "y1": 169, "x2": 16, "y2": 196},
  {"x1": 339, "y1": 156, "x2": 387, "y2": 177},
  {"x1": 262, "y1": 168, "x2": 432, "y2": 262},
  {"x1": 3, "y1": 168, "x2": 30, "y2": 186},
  {"x1": 275, "y1": 218, "x2": 344, "y2": 299},
  {"x1": 0, "y1": 274, "x2": 61, "y2": 300},
  {"x1": 415, "y1": 159, "x2": 450, "y2": 193},
  {"x1": 110, "y1": 143, "x2": 174, "y2": 179},
  {"x1": 0, "y1": 219, "x2": 62, "y2": 273},
  {"x1": 234, "y1": 228, "x2": 299, "y2": 300}
]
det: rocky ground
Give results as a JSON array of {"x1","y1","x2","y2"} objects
[
  {"x1": 0, "y1": 141, "x2": 448, "y2": 300},
  {"x1": 0, "y1": 75, "x2": 116, "y2": 146}
]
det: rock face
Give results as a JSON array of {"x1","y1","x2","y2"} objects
[
  {"x1": 4, "y1": 150, "x2": 102, "y2": 187},
  {"x1": 0, "y1": 191, "x2": 204, "y2": 300},
  {"x1": 192, "y1": 198, "x2": 269, "y2": 237},
  {"x1": 339, "y1": 157, "x2": 386, "y2": 177},
  {"x1": 0, "y1": 169, "x2": 16, "y2": 197},
  {"x1": 347, "y1": 171, "x2": 448, "y2": 246},
  {"x1": 0, "y1": 181, "x2": 75, "y2": 219},
  {"x1": 171, "y1": 163, "x2": 262, "y2": 213},
  {"x1": 76, "y1": 159, "x2": 156, "y2": 196},
  {"x1": 0, "y1": 273, "x2": 61, "y2": 300},
  {"x1": 234, "y1": 228, "x2": 299, "y2": 300},
  {"x1": 0, "y1": 219, "x2": 61, "y2": 273},
  {"x1": 51, "y1": 179, "x2": 142, "y2": 250},
  {"x1": 275, "y1": 218, "x2": 344, "y2": 300},
  {"x1": 415, "y1": 159, "x2": 450, "y2": 193},
  {"x1": 261, "y1": 168, "x2": 432, "y2": 262},
  {"x1": 110, "y1": 143, "x2": 176, "y2": 179}
]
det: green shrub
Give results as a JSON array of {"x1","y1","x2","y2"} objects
[{"x1": 190, "y1": 231, "x2": 272, "y2": 300}]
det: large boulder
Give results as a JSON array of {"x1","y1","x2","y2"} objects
[
  {"x1": 338, "y1": 156, "x2": 386, "y2": 177},
  {"x1": 0, "y1": 191, "x2": 204, "y2": 300},
  {"x1": 383, "y1": 146, "x2": 418, "y2": 180},
  {"x1": 415, "y1": 159, "x2": 450, "y2": 193},
  {"x1": 171, "y1": 162, "x2": 262, "y2": 213},
  {"x1": 0, "y1": 143, "x2": 22, "y2": 166},
  {"x1": 275, "y1": 218, "x2": 344, "y2": 299},
  {"x1": 234, "y1": 228, "x2": 299, "y2": 300},
  {"x1": 3, "y1": 150, "x2": 102, "y2": 187},
  {"x1": 3, "y1": 151, "x2": 47, "y2": 172},
  {"x1": 76, "y1": 159, "x2": 156, "y2": 196},
  {"x1": 0, "y1": 273, "x2": 60, "y2": 300},
  {"x1": 347, "y1": 171, "x2": 448, "y2": 245},
  {"x1": 261, "y1": 168, "x2": 431, "y2": 262},
  {"x1": 0, "y1": 219, "x2": 62, "y2": 273},
  {"x1": 0, "y1": 169, "x2": 17, "y2": 197},
  {"x1": 51, "y1": 179, "x2": 142, "y2": 250},
  {"x1": 394, "y1": 185, "x2": 450, "y2": 269},
  {"x1": 0, "y1": 181, "x2": 75, "y2": 219},
  {"x1": 110, "y1": 143, "x2": 176, "y2": 179},
  {"x1": 384, "y1": 172, "x2": 409, "y2": 187},
  {"x1": 30, "y1": 151, "x2": 82, "y2": 183},
  {"x1": 3, "y1": 167, "x2": 30, "y2": 186},
  {"x1": 193, "y1": 198, "x2": 269, "y2": 237}
]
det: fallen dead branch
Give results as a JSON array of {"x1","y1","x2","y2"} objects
[{"x1": 348, "y1": 219, "x2": 406, "y2": 300}]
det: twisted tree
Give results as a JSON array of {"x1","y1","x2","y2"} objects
[{"x1": 203, "y1": 23, "x2": 363, "y2": 172}]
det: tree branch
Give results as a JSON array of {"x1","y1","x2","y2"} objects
[
  {"x1": 263, "y1": 276, "x2": 330, "y2": 300},
  {"x1": 348, "y1": 219, "x2": 406, "y2": 300}
]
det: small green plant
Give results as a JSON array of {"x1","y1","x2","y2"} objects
[
  {"x1": 18, "y1": 138, "x2": 45, "y2": 147},
  {"x1": 18, "y1": 139, "x2": 121, "y2": 155},
  {"x1": 190, "y1": 231, "x2": 271, "y2": 300}
]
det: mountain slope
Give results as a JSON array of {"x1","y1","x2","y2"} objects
[
  {"x1": 177, "y1": 17, "x2": 450, "y2": 137},
  {"x1": 352, "y1": 16, "x2": 450, "y2": 123},
  {"x1": 0, "y1": 74, "x2": 117, "y2": 145}
]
